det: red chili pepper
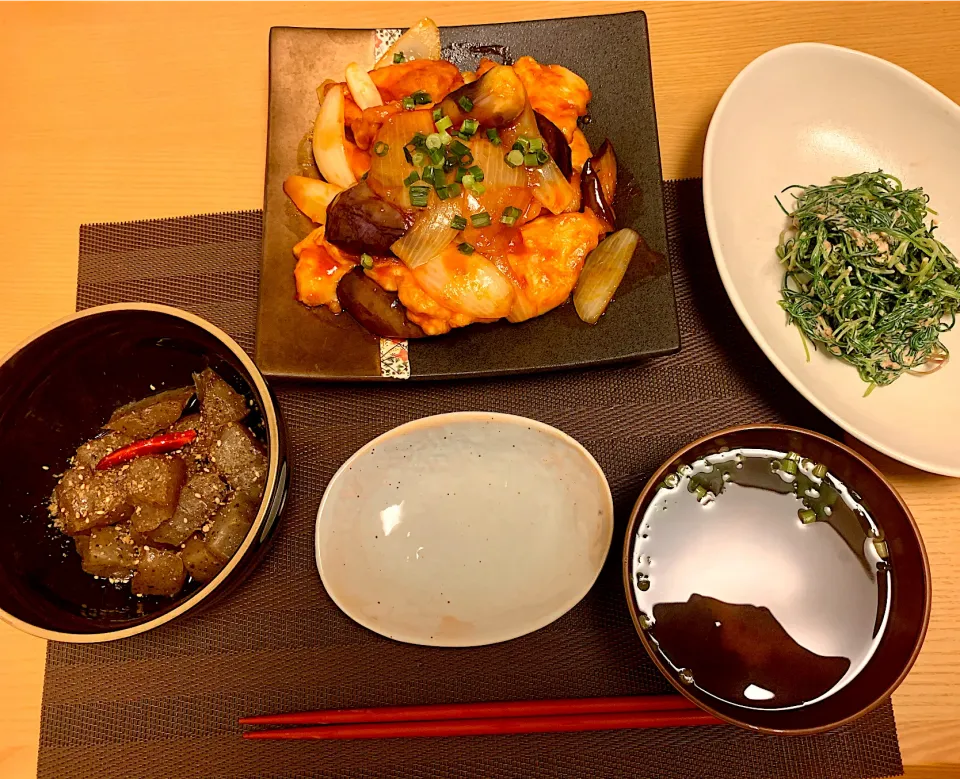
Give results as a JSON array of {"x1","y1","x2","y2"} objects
[{"x1": 95, "y1": 429, "x2": 198, "y2": 471}]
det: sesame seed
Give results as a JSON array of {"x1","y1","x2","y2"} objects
[{"x1": 42, "y1": 465, "x2": 49, "y2": 471}]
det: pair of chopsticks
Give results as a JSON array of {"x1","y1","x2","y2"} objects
[{"x1": 240, "y1": 695, "x2": 722, "y2": 740}]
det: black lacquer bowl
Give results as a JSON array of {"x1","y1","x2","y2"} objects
[{"x1": 0, "y1": 304, "x2": 288, "y2": 642}]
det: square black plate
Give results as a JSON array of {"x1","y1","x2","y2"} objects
[{"x1": 256, "y1": 11, "x2": 679, "y2": 380}]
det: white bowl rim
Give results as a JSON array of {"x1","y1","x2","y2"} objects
[
  {"x1": 703, "y1": 41, "x2": 960, "y2": 478},
  {"x1": 0, "y1": 303, "x2": 285, "y2": 643},
  {"x1": 314, "y1": 410, "x2": 615, "y2": 647}
]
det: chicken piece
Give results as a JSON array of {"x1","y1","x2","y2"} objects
[
  {"x1": 512, "y1": 56, "x2": 591, "y2": 142},
  {"x1": 504, "y1": 211, "x2": 604, "y2": 322},
  {"x1": 351, "y1": 101, "x2": 403, "y2": 151},
  {"x1": 368, "y1": 60, "x2": 463, "y2": 103},
  {"x1": 74, "y1": 431, "x2": 133, "y2": 470},
  {"x1": 344, "y1": 138, "x2": 371, "y2": 180},
  {"x1": 365, "y1": 246, "x2": 515, "y2": 336},
  {"x1": 475, "y1": 57, "x2": 498, "y2": 79},
  {"x1": 364, "y1": 260, "x2": 468, "y2": 336},
  {"x1": 132, "y1": 546, "x2": 186, "y2": 597},
  {"x1": 293, "y1": 226, "x2": 357, "y2": 313},
  {"x1": 570, "y1": 129, "x2": 592, "y2": 173},
  {"x1": 54, "y1": 467, "x2": 133, "y2": 535},
  {"x1": 193, "y1": 368, "x2": 248, "y2": 427},
  {"x1": 413, "y1": 244, "x2": 515, "y2": 320},
  {"x1": 104, "y1": 387, "x2": 194, "y2": 439}
]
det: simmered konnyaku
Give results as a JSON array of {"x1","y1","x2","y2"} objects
[{"x1": 48, "y1": 369, "x2": 268, "y2": 597}]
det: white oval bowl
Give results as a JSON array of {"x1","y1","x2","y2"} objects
[
  {"x1": 315, "y1": 412, "x2": 613, "y2": 647},
  {"x1": 704, "y1": 43, "x2": 960, "y2": 477}
]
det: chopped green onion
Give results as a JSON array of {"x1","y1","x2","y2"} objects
[
  {"x1": 402, "y1": 96, "x2": 415, "y2": 111},
  {"x1": 501, "y1": 205, "x2": 522, "y2": 225},
  {"x1": 461, "y1": 174, "x2": 475, "y2": 189},
  {"x1": 450, "y1": 139, "x2": 470, "y2": 157},
  {"x1": 432, "y1": 106, "x2": 443, "y2": 122},
  {"x1": 410, "y1": 132, "x2": 427, "y2": 148},
  {"x1": 780, "y1": 459, "x2": 798, "y2": 475},
  {"x1": 425, "y1": 133, "x2": 442, "y2": 150},
  {"x1": 458, "y1": 242, "x2": 475, "y2": 255},
  {"x1": 411, "y1": 151, "x2": 425, "y2": 166},
  {"x1": 523, "y1": 152, "x2": 540, "y2": 167},
  {"x1": 403, "y1": 146, "x2": 413, "y2": 164},
  {"x1": 438, "y1": 130, "x2": 452, "y2": 146},
  {"x1": 445, "y1": 182, "x2": 462, "y2": 198},
  {"x1": 694, "y1": 485, "x2": 707, "y2": 501},
  {"x1": 454, "y1": 167, "x2": 467, "y2": 183},
  {"x1": 428, "y1": 148, "x2": 444, "y2": 165},
  {"x1": 411, "y1": 90, "x2": 431, "y2": 105},
  {"x1": 470, "y1": 212, "x2": 492, "y2": 228},
  {"x1": 535, "y1": 149, "x2": 550, "y2": 164},
  {"x1": 457, "y1": 95, "x2": 474, "y2": 113},
  {"x1": 403, "y1": 171, "x2": 420, "y2": 186},
  {"x1": 873, "y1": 538, "x2": 890, "y2": 559},
  {"x1": 468, "y1": 165, "x2": 484, "y2": 182},
  {"x1": 360, "y1": 253, "x2": 374, "y2": 269},
  {"x1": 450, "y1": 215, "x2": 467, "y2": 231},
  {"x1": 470, "y1": 181, "x2": 485, "y2": 195},
  {"x1": 527, "y1": 137, "x2": 544, "y2": 153},
  {"x1": 505, "y1": 149, "x2": 524, "y2": 167},
  {"x1": 393, "y1": 52, "x2": 405, "y2": 64},
  {"x1": 486, "y1": 128, "x2": 501, "y2": 145},
  {"x1": 459, "y1": 152, "x2": 474, "y2": 167},
  {"x1": 435, "y1": 115, "x2": 453, "y2": 132},
  {"x1": 373, "y1": 141, "x2": 389, "y2": 157},
  {"x1": 460, "y1": 118, "x2": 479, "y2": 136},
  {"x1": 514, "y1": 137, "x2": 532, "y2": 152},
  {"x1": 813, "y1": 463, "x2": 828, "y2": 479},
  {"x1": 442, "y1": 156, "x2": 457, "y2": 172},
  {"x1": 409, "y1": 185, "x2": 431, "y2": 208},
  {"x1": 786, "y1": 452, "x2": 801, "y2": 462},
  {"x1": 799, "y1": 509, "x2": 817, "y2": 524},
  {"x1": 435, "y1": 186, "x2": 452, "y2": 200}
]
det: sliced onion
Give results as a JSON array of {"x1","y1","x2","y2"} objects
[
  {"x1": 531, "y1": 159, "x2": 577, "y2": 214},
  {"x1": 470, "y1": 138, "x2": 525, "y2": 189},
  {"x1": 368, "y1": 110, "x2": 435, "y2": 209},
  {"x1": 283, "y1": 175, "x2": 343, "y2": 224},
  {"x1": 413, "y1": 245, "x2": 515, "y2": 319},
  {"x1": 505, "y1": 103, "x2": 576, "y2": 214},
  {"x1": 573, "y1": 228, "x2": 639, "y2": 324},
  {"x1": 345, "y1": 63, "x2": 383, "y2": 110},
  {"x1": 375, "y1": 18, "x2": 441, "y2": 68},
  {"x1": 391, "y1": 200, "x2": 463, "y2": 269},
  {"x1": 313, "y1": 86, "x2": 357, "y2": 189}
]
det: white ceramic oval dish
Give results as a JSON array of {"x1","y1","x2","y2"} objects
[
  {"x1": 315, "y1": 412, "x2": 614, "y2": 647},
  {"x1": 704, "y1": 43, "x2": 960, "y2": 477}
]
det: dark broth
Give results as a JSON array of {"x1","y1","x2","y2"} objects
[{"x1": 632, "y1": 447, "x2": 891, "y2": 710}]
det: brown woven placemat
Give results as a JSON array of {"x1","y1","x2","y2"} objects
[{"x1": 37, "y1": 179, "x2": 903, "y2": 779}]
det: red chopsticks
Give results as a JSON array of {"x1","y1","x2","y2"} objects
[{"x1": 240, "y1": 695, "x2": 723, "y2": 741}]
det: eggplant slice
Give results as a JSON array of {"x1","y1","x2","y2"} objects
[
  {"x1": 338, "y1": 268, "x2": 426, "y2": 339},
  {"x1": 325, "y1": 181, "x2": 409, "y2": 254},
  {"x1": 534, "y1": 112, "x2": 573, "y2": 180}
]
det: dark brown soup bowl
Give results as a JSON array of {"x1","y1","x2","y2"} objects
[
  {"x1": 0, "y1": 304, "x2": 288, "y2": 642},
  {"x1": 623, "y1": 424, "x2": 930, "y2": 734}
]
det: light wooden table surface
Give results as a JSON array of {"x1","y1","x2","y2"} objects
[{"x1": 1, "y1": 2, "x2": 959, "y2": 777}]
